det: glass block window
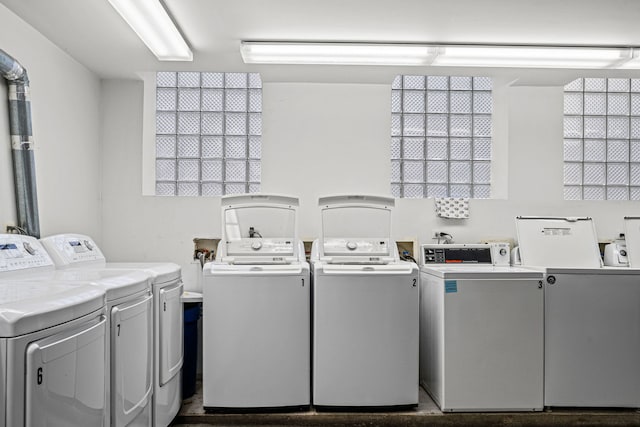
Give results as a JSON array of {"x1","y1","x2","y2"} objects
[
  {"x1": 391, "y1": 75, "x2": 492, "y2": 199},
  {"x1": 564, "y1": 78, "x2": 640, "y2": 200},
  {"x1": 155, "y1": 72, "x2": 262, "y2": 196}
]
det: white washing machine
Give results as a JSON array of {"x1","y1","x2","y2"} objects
[
  {"x1": 311, "y1": 195, "x2": 419, "y2": 408},
  {"x1": 40, "y1": 233, "x2": 183, "y2": 427},
  {"x1": 0, "y1": 237, "x2": 108, "y2": 427},
  {"x1": 0, "y1": 234, "x2": 154, "y2": 427},
  {"x1": 419, "y1": 243, "x2": 544, "y2": 412},
  {"x1": 202, "y1": 194, "x2": 310, "y2": 410},
  {"x1": 516, "y1": 216, "x2": 640, "y2": 408}
]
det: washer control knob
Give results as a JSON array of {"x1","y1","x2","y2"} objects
[
  {"x1": 499, "y1": 248, "x2": 507, "y2": 256},
  {"x1": 620, "y1": 249, "x2": 627, "y2": 257},
  {"x1": 346, "y1": 241, "x2": 358, "y2": 250},
  {"x1": 251, "y1": 241, "x2": 262, "y2": 250},
  {"x1": 23, "y1": 241, "x2": 36, "y2": 255},
  {"x1": 84, "y1": 240, "x2": 94, "y2": 251}
]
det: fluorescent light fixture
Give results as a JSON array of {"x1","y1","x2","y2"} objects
[
  {"x1": 618, "y1": 49, "x2": 640, "y2": 69},
  {"x1": 431, "y1": 45, "x2": 632, "y2": 68},
  {"x1": 108, "y1": 0, "x2": 192, "y2": 61},
  {"x1": 240, "y1": 42, "x2": 636, "y2": 69},
  {"x1": 241, "y1": 42, "x2": 436, "y2": 66}
]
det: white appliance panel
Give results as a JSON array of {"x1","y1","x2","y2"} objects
[
  {"x1": 313, "y1": 268, "x2": 419, "y2": 406},
  {"x1": 40, "y1": 234, "x2": 106, "y2": 267},
  {"x1": 111, "y1": 294, "x2": 153, "y2": 426},
  {"x1": 220, "y1": 194, "x2": 300, "y2": 264},
  {"x1": 25, "y1": 316, "x2": 106, "y2": 426},
  {"x1": 515, "y1": 217, "x2": 602, "y2": 268},
  {"x1": 159, "y1": 283, "x2": 183, "y2": 386},
  {"x1": 419, "y1": 272, "x2": 443, "y2": 408},
  {"x1": 154, "y1": 278, "x2": 183, "y2": 427},
  {"x1": 203, "y1": 269, "x2": 310, "y2": 407},
  {"x1": 544, "y1": 272, "x2": 640, "y2": 407},
  {"x1": 427, "y1": 273, "x2": 544, "y2": 411},
  {"x1": 0, "y1": 234, "x2": 53, "y2": 273},
  {"x1": 318, "y1": 195, "x2": 395, "y2": 264}
]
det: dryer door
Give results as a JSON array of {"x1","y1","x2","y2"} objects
[
  {"x1": 159, "y1": 281, "x2": 184, "y2": 386},
  {"x1": 25, "y1": 316, "x2": 106, "y2": 426},
  {"x1": 112, "y1": 293, "x2": 153, "y2": 426}
]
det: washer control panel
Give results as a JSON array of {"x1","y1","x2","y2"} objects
[
  {"x1": 0, "y1": 234, "x2": 54, "y2": 272},
  {"x1": 422, "y1": 243, "x2": 511, "y2": 266},
  {"x1": 227, "y1": 239, "x2": 294, "y2": 256},
  {"x1": 40, "y1": 234, "x2": 106, "y2": 266},
  {"x1": 323, "y1": 238, "x2": 390, "y2": 256}
]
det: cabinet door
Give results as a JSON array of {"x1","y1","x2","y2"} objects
[
  {"x1": 26, "y1": 317, "x2": 106, "y2": 426},
  {"x1": 159, "y1": 282, "x2": 183, "y2": 386},
  {"x1": 112, "y1": 293, "x2": 153, "y2": 426}
]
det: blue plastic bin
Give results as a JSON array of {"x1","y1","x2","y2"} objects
[{"x1": 182, "y1": 302, "x2": 201, "y2": 399}]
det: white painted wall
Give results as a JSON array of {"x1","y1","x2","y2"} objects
[
  {"x1": 100, "y1": 79, "x2": 219, "y2": 290},
  {"x1": 0, "y1": 4, "x2": 102, "y2": 239},
  {"x1": 261, "y1": 83, "x2": 391, "y2": 239}
]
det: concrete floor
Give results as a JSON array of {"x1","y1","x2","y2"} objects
[{"x1": 171, "y1": 380, "x2": 640, "y2": 426}]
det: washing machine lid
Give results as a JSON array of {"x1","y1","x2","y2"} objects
[
  {"x1": 0, "y1": 268, "x2": 151, "y2": 302},
  {"x1": 623, "y1": 217, "x2": 640, "y2": 268},
  {"x1": 51, "y1": 269, "x2": 150, "y2": 301},
  {"x1": 106, "y1": 262, "x2": 181, "y2": 284},
  {"x1": 318, "y1": 194, "x2": 396, "y2": 264},
  {"x1": 219, "y1": 194, "x2": 301, "y2": 264},
  {"x1": 0, "y1": 281, "x2": 105, "y2": 337},
  {"x1": 515, "y1": 216, "x2": 602, "y2": 268}
]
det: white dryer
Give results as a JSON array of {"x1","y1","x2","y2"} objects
[
  {"x1": 202, "y1": 194, "x2": 310, "y2": 410},
  {"x1": 311, "y1": 195, "x2": 419, "y2": 408},
  {"x1": 0, "y1": 237, "x2": 108, "y2": 427},
  {"x1": 0, "y1": 234, "x2": 154, "y2": 427},
  {"x1": 516, "y1": 216, "x2": 640, "y2": 408},
  {"x1": 40, "y1": 233, "x2": 183, "y2": 427},
  {"x1": 419, "y1": 243, "x2": 544, "y2": 412}
]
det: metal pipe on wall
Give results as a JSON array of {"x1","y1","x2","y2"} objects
[{"x1": 0, "y1": 49, "x2": 39, "y2": 238}]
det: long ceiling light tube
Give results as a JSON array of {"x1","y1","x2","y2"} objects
[
  {"x1": 240, "y1": 42, "x2": 638, "y2": 69},
  {"x1": 108, "y1": 0, "x2": 192, "y2": 61},
  {"x1": 241, "y1": 42, "x2": 437, "y2": 66}
]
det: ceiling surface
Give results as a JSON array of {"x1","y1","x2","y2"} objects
[{"x1": 2, "y1": 0, "x2": 640, "y2": 83}]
